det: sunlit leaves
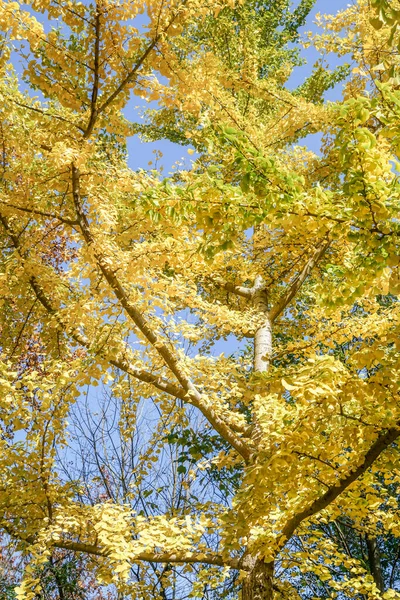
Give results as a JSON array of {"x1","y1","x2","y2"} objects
[{"x1": 1, "y1": 0, "x2": 400, "y2": 598}]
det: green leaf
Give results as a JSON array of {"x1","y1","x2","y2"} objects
[
  {"x1": 240, "y1": 172, "x2": 251, "y2": 193},
  {"x1": 369, "y1": 17, "x2": 384, "y2": 29}
]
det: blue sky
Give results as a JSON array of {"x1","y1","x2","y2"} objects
[{"x1": 289, "y1": 0, "x2": 354, "y2": 92}]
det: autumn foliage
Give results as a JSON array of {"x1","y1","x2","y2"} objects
[{"x1": 0, "y1": 0, "x2": 400, "y2": 598}]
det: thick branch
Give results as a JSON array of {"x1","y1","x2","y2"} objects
[
  {"x1": 213, "y1": 277, "x2": 253, "y2": 299},
  {"x1": 269, "y1": 239, "x2": 330, "y2": 323},
  {"x1": 281, "y1": 426, "x2": 400, "y2": 544},
  {"x1": 110, "y1": 356, "x2": 189, "y2": 401},
  {"x1": 0, "y1": 196, "x2": 250, "y2": 460},
  {"x1": 252, "y1": 276, "x2": 271, "y2": 373},
  {"x1": 71, "y1": 166, "x2": 251, "y2": 461},
  {"x1": 57, "y1": 540, "x2": 241, "y2": 569},
  {"x1": 16, "y1": 534, "x2": 241, "y2": 570},
  {"x1": 71, "y1": 166, "x2": 189, "y2": 389}
]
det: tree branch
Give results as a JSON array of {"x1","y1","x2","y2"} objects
[
  {"x1": 0, "y1": 212, "x2": 186, "y2": 401},
  {"x1": 11, "y1": 99, "x2": 84, "y2": 131},
  {"x1": 12, "y1": 532, "x2": 241, "y2": 570},
  {"x1": 55, "y1": 540, "x2": 242, "y2": 570},
  {"x1": 366, "y1": 535, "x2": 384, "y2": 593},
  {"x1": 83, "y1": 3, "x2": 101, "y2": 140},
  {"x1": 281, "y1": 425, "x2": 400, "y2": 544},
  {"x1": 91, "y1": 3, "x2": 185, "y2": 125},
  {"x1": 96, "y1": 38, "x2": 159, "y2": 118},
  {"x1": 0, "y1": 200, "x2": 78, "y2": 226},
  {"x1": 0, "y1": 198, "x2": 251, "y2": 462},
  {"x1": 212, "y1": 276, "x2": 253, "y2": 298},
  {"x1": 269, "y1": 239, "x2": 330, "y2": 322},
  {"x1": 70, "y1": 165, "x2": 251, "y2": 461}
]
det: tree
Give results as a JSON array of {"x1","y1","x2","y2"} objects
[{"x1": 0, "y1": 0, "x2": 400, "y2": 598}]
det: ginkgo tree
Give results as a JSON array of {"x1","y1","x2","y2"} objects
[{"x1": 1, "y1": 0, "x2": 400, "y2": 599}]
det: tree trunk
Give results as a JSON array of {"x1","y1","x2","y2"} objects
[
  {"x1": 253, "y1": 276, "x2": 272, "y2": 373},
  {"x1": 366, "y1": 535, "x2": 384, "y2": 593},
  {"x1": 245, "y1": 273, "x2": 275, "y2": 599},
  {"x1": 251, "y1": 277, "x2": 273, "y2": 445},
  {"x1": 241, "y1": 559, "x2": 274, "y2": 600}
]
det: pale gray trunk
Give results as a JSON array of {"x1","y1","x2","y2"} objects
[
  {"x1": 242, "y1": 279, "x2": 275, "y2": 599},
  {"x1": 252, "y1": 276, "x2": 272, "y2": 373}
]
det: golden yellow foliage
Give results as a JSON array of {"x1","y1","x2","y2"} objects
[{"x1": 0, "y1": 0, "x2": 399, "y2": 599}]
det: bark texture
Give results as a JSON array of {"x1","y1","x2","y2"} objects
[
  {"x1": 253, "y1": 276, "x2": 272, "y2": 373},
  {"x1": 242, "y1": 559, "x2": 274, "y2": 600}
]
